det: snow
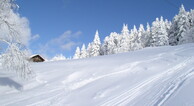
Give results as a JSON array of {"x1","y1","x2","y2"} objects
[{"x1": 1, "y1": 43, "x2": 194, "y2": 106}]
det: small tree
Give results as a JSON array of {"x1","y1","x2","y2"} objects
[
  {"x1": 73, "y1": 47, "x2": 81, "y2": 59},
  {"x1": 129, "y1": 25, "x2": 140, "y2": 50},
  {"x1": 87, "y1": 43, "x2": 92, "y2": 57},
  {"x1": 119, "y1": 24, "x2": 130, "y2": 53},
  {"x1": 89, "y1": 30, "x2": 101, "y2": 57},
  {"x1": 80, "y1": 44, "x2": 87, "y2": 58},
  {"x1": 143, "y1": 23, "x2": 151, "y2": 47}
]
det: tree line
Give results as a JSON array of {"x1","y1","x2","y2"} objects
[{"x1": 73, "y1": 5, "x2": 194, "y2": 59}]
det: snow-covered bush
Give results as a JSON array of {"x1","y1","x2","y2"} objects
[
  {"x1": 2, "y1": 43, "x2": 34, "y2": 79},
  {"x1": 51, "y1": 54, "x2": 66, "y2": 61}
]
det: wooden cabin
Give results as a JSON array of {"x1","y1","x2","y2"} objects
[{"x1": 30, "y1": 55, "x2": 45, "y2": 62}]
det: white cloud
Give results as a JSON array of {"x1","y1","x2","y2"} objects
[
  {"x1": 31, "y1": 34, "x2": 40, "y2": 40},
  {"x1": 48, "y1": 30, "x2": 82, "y2": 45},
  {"x1": 36, "y1": 30, "x2": 82, "y2": 58},
  {"x1": 61, "y1": 41, "x2": 77, "y2": 51}
]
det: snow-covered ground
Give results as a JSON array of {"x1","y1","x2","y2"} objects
[{"x1": 0, "y1": 44, "x2": 194, "y2": 106}]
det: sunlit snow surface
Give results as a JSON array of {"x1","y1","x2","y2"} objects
[{"x1": 0, "y1": 44, "x2": 194, "y2": 106}]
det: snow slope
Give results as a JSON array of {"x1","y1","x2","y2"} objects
[{"x1": 0, "y1": 44, "x2": 194, "y2": 106}]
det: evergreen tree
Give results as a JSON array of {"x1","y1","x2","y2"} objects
[
  {"x1": 130, "y1": 25, "x2": 139, "y2": 50},
  {"x1": 89, "y1": 30, "x2": 101, "y2": 57},
  {"x1": 101, "y1": 32, "x2": 120, "y2": 55},
  {"x1": 87, "y1": 43, "x2": 92, "y2": 57},
  {"x1": 189, "y1": 9, "x2": 194, "y2": 27},
  {"x1": 119, "y1": 24, "x2": 130, "y2": 53},
  {"x1": 179, "y1": 9, "x2": 194, "y2": 44},
  {"x1": 164, "y1": 19, "x2": 172, "y2": 32},
  {"x1": 180, "y1": 27, "x2": 194, "y2": 44},
  {"x1": 137, "y1": 24, "x2": 145, "y2": 48},
  {"x1": 144, "y1": 23, "x2": 151, "y2": 47},
  {"x1": 150, "y1": 17, "x2": 169, "y2": 47},
  {"x1": 169, "y1": 5, "x2": 190, "y2": 45},
  {"x1": 73, "y1": 47, "x2": 81, "y2": 59},
  {"x1": 80, "y1": 44, "x2": 87, "y2": 58}
]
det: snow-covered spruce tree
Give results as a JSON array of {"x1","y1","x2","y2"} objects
[
  {"x1": 80, "y1": 44, "x2": 87, "y2": 58},
  {"x1": 180, "y1": 27, "x2": 194, "y2": 44},
  {"x1": 110, "y1": 32, "x2": 121, "y2": 54},
  {"x1": 89, "y1": 30, "x2": 101, "y2": 57},
  {"x1": 150, "y1": 17, "x2": 169, "y2": 47},
  {"x1": 168, "y1": 5, "x2": 190, "y2": 45},
  {"x1": 101, "y1": 32, "x2": 120, "y2": 55},
  {"x1": 73, "y1": 47, "x2": 81, "y2": 59},
  {"x1": 189, "y1": 9, "x2": 194, "y2": 27},
  {"x1": 119, "y1": 24, "x2": 130, "y2": 53},
  {"x1": 179, "y1": 9, "x2": 194, "y2": 44},
  {"x1": 87, "y1": 43, "x2": 92, "y2": 57},
  {"x1": 129, "y1": 25, "x2": 140, "y2": 50},
  {"x1": 136, "y1": 24, "x2": 145, "y2": 49},
  {"x1": 164, "y1": 19, "x2": 172, "y2": 32},
  {"x1": 143, "y1": 23, "x2": 152, "y2": 47},
  {"x1": 0, "y1": 0, "x2": 34, "y2": 79},
  {"x1": 101, "y1": 37, "x2": 109, "y2": 55}
]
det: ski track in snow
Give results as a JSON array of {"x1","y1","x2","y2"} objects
[
  {"x1": 152, "y1": 69, "x2": 194, "y2": 106},
  {"x1": 100, "y1": 57, "x2": 194, "y2": 106},
  {"x1": 65, "y1": 57, "x2": 161, "y2": 91}
]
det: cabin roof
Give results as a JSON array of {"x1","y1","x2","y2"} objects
[{"x1": 30, "y1": 54, "x2": 45, "y2": 62}]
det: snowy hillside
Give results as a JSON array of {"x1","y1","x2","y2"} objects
[{"x1": 0, "y1": 44, "x2": 194, "y2": 106}]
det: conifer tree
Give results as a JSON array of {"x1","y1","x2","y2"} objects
[
  {"x1": 101, "y1": 32, "x2": 120, "y2": 55},
  {"x1": 130, "y1": 25, "x2": 139, "y2": 50},
  {"x1": 87, "y1": 43, "x2": 92, "y2": 57},
  {"x1": 73, "y1": 47, "x2": 81, "y2": 59},
  {"x1": 89, "y1": 30, "x2": 101, "y2": 57},
  {"x1": 120, "y1": 24, "x2": 130, "y2": 52},
  {"x1": 80, "y1": 44, "x2": 87, "y2": 58},
  {"x1": 144, "y1": 23, "x2": 151, "y2": 47},
  {"x1": 179, "y1": 9, "x2": 194, "y2": 44},
  {"x1": 169, "y1": 5, "x2": 190, "y2": 45},
  {"x1": 150, "y1": 17, "x2": 169, "y2": 47}
]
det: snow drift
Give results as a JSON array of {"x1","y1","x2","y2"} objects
[{"x1": 0, "y1": 44, "x2": 194, "y2": 106}]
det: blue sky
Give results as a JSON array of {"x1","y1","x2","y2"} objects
[{"x1": 17, "y1": 0, "x2": 194, "y2": 59}]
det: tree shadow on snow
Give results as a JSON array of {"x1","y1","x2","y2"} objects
[{"x1": 0, "y1": 77, "x2": 23, "y2": 91}]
